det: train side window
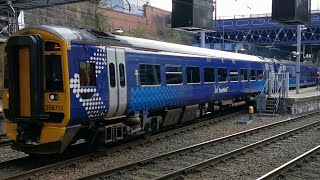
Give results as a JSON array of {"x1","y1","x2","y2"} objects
[
  {"x1": 204, "y1": 67, "x2": 215, "y2": 83},
  {"x1": 218, "y1": 68, "x2": 228, "y2": 82},
  {"x1": 119, "y1": 63, "x2": 125, "y2": 87},
  {"x1": 109, "y1": 63, "x2": 116, "y2": 87},
  {"x1": 292, "y1": 70, "x2": 296, "y2": 78},
  {"x1": 187, "y1": 66, "x2": 200, "y2": 84},
  {"x1": 139, "y1": 64, "x2": 161, "y2": 86},
  {"x1": 230, "y1": 69, "x2": 239, "y2": 82},
  {"x1": 288, "y1": 71, "x2": 292, "y2": 78},
  {"x1": 257, "y1": 70, "x2": 264, "y2": 80},
  {"x1": 250, "y1": 69, "x2": 256, "y2": 81},
  {"x1": 166, "y1": 65, "x2": 182, "y2": 85},
  {"x1": 240, "y1": 69, "x2": 248, "y2": 81}
]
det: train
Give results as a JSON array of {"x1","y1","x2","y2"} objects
[{"x1": 2, "y1": 25, "x2": 318, "y2": 154}]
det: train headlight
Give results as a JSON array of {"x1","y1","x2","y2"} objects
[{"x1": 49, "y1": 94, "x2": 59, "y2": 101}]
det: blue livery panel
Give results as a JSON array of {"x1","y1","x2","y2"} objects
[{"x1": 68, "y1": 43, "x2": 109, "y2": 124}]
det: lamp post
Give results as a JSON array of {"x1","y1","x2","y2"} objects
[
  {"x1": 201, "y1": 32, "x2": 206, "y2": 48},
  {"x1": 296, "y1": 24, "x2": 302, "y2": 94}
]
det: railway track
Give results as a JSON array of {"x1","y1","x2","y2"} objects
[
  {"x1": 0, "y1": 134, "x2": 12, "y2": 147},
  {"x1": 1, "y1": 110, "x2": 246, "y2": 180},
  {"x1": 258, "y1": 145, "x2": 320, "y2": 180},
  {"x1": 77, "y1": 111, "x2": 320, "y2": 180},
  {"x1": 0, "y1": 139, "x2": 12, "y2": 147}
]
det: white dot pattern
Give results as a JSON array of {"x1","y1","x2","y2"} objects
[
  {"x1": 86, "y1": 46, "x2": 107, "y2": 76},
  {"x1": 70, "y1": 46, "x2": 108, "y2": 120}
]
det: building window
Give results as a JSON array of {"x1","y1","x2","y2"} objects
[
  {"x1": 257, "y1": 69, "x2": 264, "y2": 80},
  {"x1": 166, "y1": 65, "x2": 183, "y2": 84},
  {"x1": 204, "y1": 67, "x2": 215, "y2": 83},
  {"x1": 187, "y1": 66, "x2": 200, "y2": 84},
  {"x1": 250, "y1": 69, "x2": 256, "y2": 81},
  {"x1": 99, "y1": 0, "x2": 148, "y2": 16},
  {"x1": 240, "y1": 69, "x2": 248, "y2": 81},
  {"x1": 230, "y1": 69, "x2": 239, "y2": 82},
  {"x1": 218, "y1": 68, "x2": 228, "y2": 82},
  {"x1": 139, "y1": 64, "x2": 161, "y2": 86}
]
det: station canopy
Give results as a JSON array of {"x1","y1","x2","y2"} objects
[{"x1": 0, "y1": 0, "x2": 93, "y2": 10}]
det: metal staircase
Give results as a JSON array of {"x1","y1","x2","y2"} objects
[{"x1": 257, "y1": 72, "x2": 289, "y2": 115}]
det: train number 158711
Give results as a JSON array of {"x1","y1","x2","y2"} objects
[{"x1": 45, "y1": 105, "x2": 63, "y2": 112}]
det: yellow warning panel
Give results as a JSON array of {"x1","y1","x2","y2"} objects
[{"x1": 19, "y1": 48, "x2": 31, "y2": 117}]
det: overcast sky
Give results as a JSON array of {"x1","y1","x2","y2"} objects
[{"x1": 151, "y1": 0, "x2": 320, "y2": 18}]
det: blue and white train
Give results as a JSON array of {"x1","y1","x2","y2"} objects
[{"x1": 2, "y1": 26, "x2": 318, "y2": 154}]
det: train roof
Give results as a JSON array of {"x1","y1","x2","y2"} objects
[{"x1": 18, "y1": 25, "x2": 273, "y2": 62}]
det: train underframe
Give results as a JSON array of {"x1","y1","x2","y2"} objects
[
  {"x1": 81, "y1": 95, "x2": 254, "y2": 153},
  {"x1": 11, "y1": 95, "x2": 255, "y2": 155}
]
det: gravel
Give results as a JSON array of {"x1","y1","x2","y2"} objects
[
  {"x1": 38, "y1": 113, "x2": 295, "y2": 180},
  {"x1": 0, "y1": 121, "x2": 28, "y2": 166},
  {"x1": 185, "y1": 117, "x2": 320, "y2": 179},
  {"x1": 0, "y1": 146, "x2": 27, "y2": 163}
]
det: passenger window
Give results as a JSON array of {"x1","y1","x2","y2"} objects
[
  {"x1": 240, "y1": 69, "x2": 248, "y2": 81},
  {"x1": 187, "y1": 67, "x2": 200, "y2": 84},
  {"x1": 80, "y1": 62, "x2": 96, "y2": 87},
  {"x1": 250, "y1": 69, "x2": 256, "y2": 81},
  {"x1": 204, "y1": 67, "x2": 215, "y2": 83},
  {"x1": 257, "y1": 70, "x2": 264, "y2": 80},
  {"x1": 166, "y1": 65, "x2": 182, "y2": 84},
  {"x1": 119, "y1": 63, "x2": 125, "y2": 87},
  {"x1": 218, "y1": 68, "x2": 228, "y2": 82},
  {"x1": 292, "y1": 70, "x2": 296, "y2": 78},
  {"x1": 288, "y1": 71, "x2": 292, "y2": 78},
  {"x1": 139, "y1": 64, "x2": 161, "y2": 85},
  {"x1": 230, "y1": 69, "x2": 238, "y2": 82},
  {"x1": 109, "y1": 63, "x2": 116, "y2": 87}
]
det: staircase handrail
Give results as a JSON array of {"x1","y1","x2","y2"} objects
[
  {"x1": 260, "y1": 79, "x2": 269, "y2": 96},
  {"x1": 274, "y1": 78, "x2": 285, "y2": 114}
]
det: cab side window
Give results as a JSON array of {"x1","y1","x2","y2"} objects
[
  {"x1": 80, "y1": 62, "x2": 96, "y2": 87},
  {"x1": 79, "y1": 62, "x2": 96, "y2": 99}
]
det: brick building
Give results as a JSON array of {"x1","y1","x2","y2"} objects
[{"x1": 23, "y1": 1, "x2": 171, "y2": 35}]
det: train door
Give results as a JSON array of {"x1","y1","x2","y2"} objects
[
  {"x1": 106, "y1": 47, "x2": 127, "y2": 117},
  {"x1": 7, "y1": 35, "x2": 44, "y2": 121}
]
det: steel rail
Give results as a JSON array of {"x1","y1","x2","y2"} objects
[
  {"x1": 0, "y1": 156, "x2": 30, "y2": 170},
  {"x1": 257, "y1": 144, "x2": 320, "y2": 180},
  {"x1": 0, "y1": 139, "x2": 13, "y2": 147},
  {"x1": 78, "y1": 111, "x2": 320, "y2": 180},
  {"x1": 2, "y1": 111, "x2": 245, "y2": 180}
]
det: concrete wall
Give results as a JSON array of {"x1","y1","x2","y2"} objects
[
  {"x1": 282, "y1": 96, "x2": 320, "y2": 115},
  {"x1": 23, "y1": 2, "x2": 171, "y2": 35}
]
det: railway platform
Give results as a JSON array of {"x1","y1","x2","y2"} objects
[{"x1": 278, "y1": 87, "x2": 320, "y2": 115}]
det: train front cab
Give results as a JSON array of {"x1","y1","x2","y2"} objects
[{"x1": 2, "y1": 29, "x2": 74, "y2": 154}]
